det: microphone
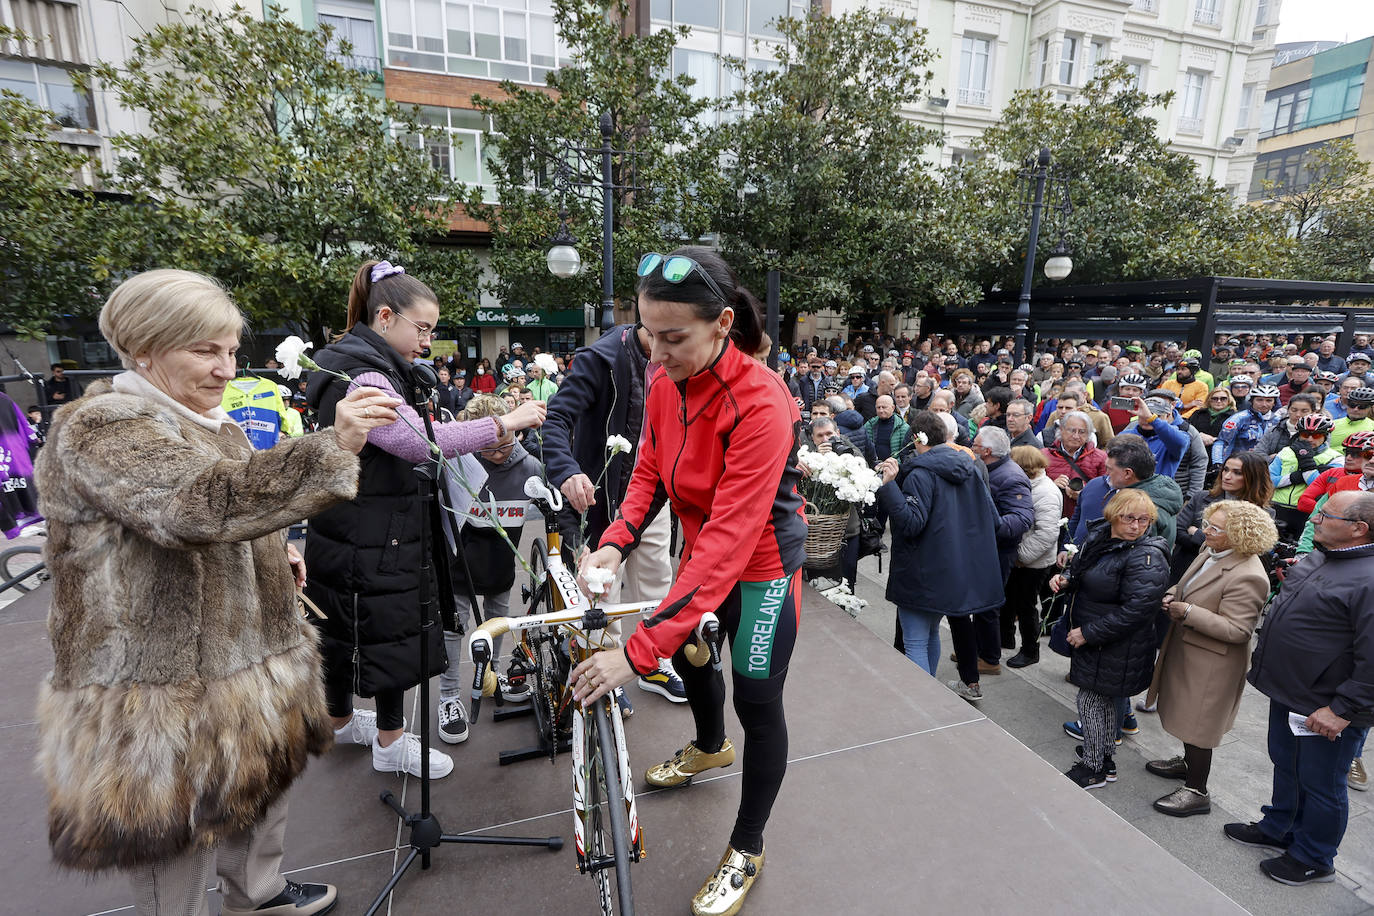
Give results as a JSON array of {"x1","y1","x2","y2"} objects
[{"x1": 409, "y1": 363, "x2": 438, "y2": 407}]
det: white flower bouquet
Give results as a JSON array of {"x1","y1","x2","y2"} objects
[{"x1": 796, "y1": 446, "x2": 882, "y2": 515}]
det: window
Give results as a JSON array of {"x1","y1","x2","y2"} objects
[
  {"x1": 386, "y1": 0, "x2": 565, "y2": 83},
  {"x1": 1180, "y1": 71, "x2": 1207, "y2": 132},
  {"x1": 1086, "y1": 40, "x2": 1107, "y2": 79},
  {"x1": 1124, "y1": 59, "x2": 1147, "y2": 91},
  {"x1": 1131, "y1": 0, "x2": 1158, "y2": 11},
  {"x1": 651, "y1": 0, "x2": 670, "y2": 21},
  {"x1": 319, "y1": 13, "x2": 380, "y2": 72},
  {"x1": 1255, "y1": 0, "x2": 1271, "y2": 26},
  {"x1": 674, "y1": 47, "x2": 719, "y2": 108},
  {"x1": 1194, "y1": 0, "x2": 1220, "y2": 26},
  {"x1": 1237, "y1": 84, "x2": 1254, "y2": 130},
  {"x1": 1249, "y1": 140, "x2": 1336, "y2": 200},
  {"x1": 402, "y1": 106, "x2": 498, "y2": 197},
  {"x1": 1039, "y1": 38, "x2": 1051, "y2": 86},
  {"x1": 674, "y1": 0, "x2": 719, "y2": 29},
  {"x1": 4, "y1": 0, "x2": 86, "y2": 66},
  {"x1": 1059, "y1": 36, "x2": 1078, "y2": 85},
  {"x1": 1260, "y1": 72, "x2": 1365, "y2": 138},
  {"x1": 958, "y1": 35, "x2": 991, "y2": 107},
  {"x1": 750, "y1": 0, "x2": 788, "y2": 38},
  {"x1": 0, "y1": 59, "x2": 96, "y2": 129}
]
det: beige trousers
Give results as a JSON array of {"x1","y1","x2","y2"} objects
[
  {"x1": 128, "y1": 793, "x2": 290, "y2": 916},
  {"x1": 607, "y1": 507, "x2": 674, "y2": 654}
]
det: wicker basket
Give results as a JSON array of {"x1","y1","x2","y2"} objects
[{"x1": 803, "y1": 502, "x2": 849, "y2": 566}]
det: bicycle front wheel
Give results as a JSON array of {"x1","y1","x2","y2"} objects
[
  {"x1": 0, "y1": 545, "x2": 46, "y2": 593},
  {"x1": 588, "y1": 698, "x2": 635, "y2": 915}
]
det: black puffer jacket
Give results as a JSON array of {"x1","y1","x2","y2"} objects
[
  {"x1": 1064, "y1": 519, "x2": 1170, "y2": 697},
  {"x1": 304, "y1": 324, "x2": 445, "y2": 696}
]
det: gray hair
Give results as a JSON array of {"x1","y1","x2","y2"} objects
[
  {"x1": 811, "y1": 416, "x2": 836, "y2": 434},
  {"x1": 930, "y1": 389, "x2": 955, "y2": 408},
  {"x1": 1058, "y1": 410, "x2": 1096, "y2": 446},
  {"x1": 1007, "y1": 398, "x2": 1034, "y2": 418},
  {"x1": 824, "y1": 395, "x2": 846, "y2": 414},
  {"x1": 99, "y1": 269, "x2": 244, "y2": 369},
  {"x1": 975, "y1": 425, "x2": 1012, "y2": 458},
  {"x1": 877, "y1": 370, "x2": 897, "y2": 386},
  {"x1": 937, "y1": 411, "x2": 959, "y2": 442}
]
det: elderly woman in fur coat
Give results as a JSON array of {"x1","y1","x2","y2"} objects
[{"x1": 34, "y1": 270, "x2": 399, "y2": 916}]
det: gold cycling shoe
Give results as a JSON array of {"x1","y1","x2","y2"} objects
[
  {"x1": 645, "y1": 739, "x2": 736, "y2": 788},
  {"x1": 691, "y1": 845, "x2": 765, "y2": 916}
]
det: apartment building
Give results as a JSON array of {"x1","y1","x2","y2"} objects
[{"x1": 1251, "y1": 36, "x2": 1373, "y2": 201}]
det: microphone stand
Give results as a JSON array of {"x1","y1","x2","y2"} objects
[{"x1": 364, "y1": 364, "x2": 561, "y2": 916}]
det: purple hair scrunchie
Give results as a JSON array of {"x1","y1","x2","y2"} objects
[{"x1": 370, "y1": 260, "x2": 406, "y2": 283}]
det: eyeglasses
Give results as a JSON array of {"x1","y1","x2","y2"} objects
[
  {"x1": 1202, "y1": 523, "x2": 1225, "y2": 534},
  {"x1": 1316, "y1": 508, "x2": 1366, "y2": 524},
  {"x1": 393, "y1": 310, "x2": 434, "y2": 342},
  {"x1": 637, "y1": 253, "x2": 728, "y2": 304},
  {"x1": 1119, "y1": 515, "x2": 1153, "y2": 525}
]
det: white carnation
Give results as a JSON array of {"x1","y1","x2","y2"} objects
[
  {"x1": 534, "y1": 352, "x2": 559, "y2": 376},
  {"x1": 583, "y1": 566, "x2": 616, "y2": 596},
  {"x1": 606, "y1": 434, "x2": 633, "y2": 456},
  {"x1": 275, "y1": 336, "x2": 314, "y2": 380}
]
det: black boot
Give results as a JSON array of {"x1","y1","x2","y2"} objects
[{"x1": 1006, "y1": 650, "x2": 1039, "y2": 668}]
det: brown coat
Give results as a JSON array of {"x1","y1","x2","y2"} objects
[
  {"x1": 1146, "y1": 550, "x2": 1270, "y2": 748},
  {"x1": 34, "y1": 375, "x2": 359, "y2": 872}
]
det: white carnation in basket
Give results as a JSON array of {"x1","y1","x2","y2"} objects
[{"x1": 820, "y1": 582, "x2": 867, "y2": 618}]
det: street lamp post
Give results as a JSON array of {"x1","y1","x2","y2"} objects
[
  {"x1": 1014, "y1": 148, "x2": 1073, "y2": 366},
  {"x1": 545, "y1": 110, "x2": 642, "y2": 332}
]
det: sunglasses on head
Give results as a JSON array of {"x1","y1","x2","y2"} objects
[{"x1": 637, "y1": 253, "x2": 728, "y2": 304}]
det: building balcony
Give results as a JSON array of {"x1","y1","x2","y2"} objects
[
  {"x1": 1131, "y1": 0, "x2": 1158, "y2": 12},
  {"x1": 1193, "y1": 7, "x2": 1220, "y2": 26},
  {"x1": 328, "y1": 51, "x2": 383, "y2": 78},
  {"x1": 1178, "y1": 116, "x2": 1204, "y2": 135},
  {"x1": 958, "y1": 86, "x2": 990, "y2": 108}
]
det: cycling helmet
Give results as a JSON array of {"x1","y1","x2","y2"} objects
[
  {"x1": 1344, "y1": 430, "x2": 1374, "y2": 450},
  {"x1": 1316, "y1": 370, "x2": 1340, "y2": 383},
  {"x1": 1251, "y1": 385, "x2": 1280, "y2": 399},
  {"x1": 503, "y1": 363, "x2": 525, "y2": 382},
  {"x1": 1118, "y1": 372, "x2": 1149, "y2": 389},
  {"x1": 276, "y1": 385, "x2": 292, "y2": 400},
  {"x1": 1349, "y1": 386, "x2": 1374, "y2": 405},
  {"x1": 1296, "y1": 414, "x2": 1335, "y2": 435}
]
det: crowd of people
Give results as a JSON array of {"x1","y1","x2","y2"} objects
[
  {"x1": 782, "y1": 329, "x2": 1372, "y2": 889},
  {"x1": 21, "y1": 264, "x2": 1374, "y2": 913}
]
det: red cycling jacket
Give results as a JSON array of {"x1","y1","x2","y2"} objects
[{"x1": 600, "y1": 341, "x2": 807, "y2": 675}]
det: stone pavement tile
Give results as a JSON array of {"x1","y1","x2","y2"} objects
[{"x1": 0, "y1": 616, "x2": 47, "y2": 728}]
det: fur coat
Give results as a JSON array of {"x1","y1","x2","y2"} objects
[{"x1": 34, "y1": 374, "x2": 359, "y2": 872}]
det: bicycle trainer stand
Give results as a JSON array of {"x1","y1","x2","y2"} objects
[{"x1": 363, "y1": 370, "x2": 562, "y2": 916}]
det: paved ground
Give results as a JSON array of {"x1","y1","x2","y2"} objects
[{"x1": 841, "y1": 549, "x2": 1374, "y2": 914}]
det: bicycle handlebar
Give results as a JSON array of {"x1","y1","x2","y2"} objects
[
  {"x1": 523, "y1": 476, "x2": 564, "y2": 512},
  {"x1": 683, "y1": 612, "x2": 721, "y2": 669}
]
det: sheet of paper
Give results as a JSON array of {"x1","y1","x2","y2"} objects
[{"x1": 1288, "y1": 711, "x2": 1321, "y2": 737}]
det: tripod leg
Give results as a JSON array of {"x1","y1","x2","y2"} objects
[
  {"x1": 364, "y1": 847, "x2": 421, "y2": 916},
  {"x1": 439, "y1": 833, "x2": 564, "y2": 851}
]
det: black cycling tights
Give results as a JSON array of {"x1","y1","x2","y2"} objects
[{"x1": 670, "y1": 573, "x2": 799, "y2": 856}]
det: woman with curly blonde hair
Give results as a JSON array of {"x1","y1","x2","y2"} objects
[{"x1": 1145, "y1": 499, "x2": 1278, "y2": 818}]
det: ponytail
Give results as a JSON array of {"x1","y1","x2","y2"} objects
[
  {"x1": 341, "y1": 259, "x2": 439, "y2": 338},
  {"x1": 729, "y1": 285, "x2": 765, "y2": 358}
]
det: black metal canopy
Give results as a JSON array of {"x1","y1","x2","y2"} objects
[{"x1": 920, "y1": 277, "x2": 1374, "y2": 354}]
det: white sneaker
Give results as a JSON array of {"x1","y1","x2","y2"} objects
[
  {"x1": 1135, "y1": 699, "x2": 1158, "y2": 713},
  {"x1": 373, "y1": 732, "x2": 454, "y2": 778},
  {"x1": 334, "y1": 708, "x2": 379, "y2": 746}
]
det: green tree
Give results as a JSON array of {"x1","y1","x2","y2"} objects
[
  {"x1": 701, "y1": 9, "x2": 949, "y2": 327},
  {"x1": 957, "y1": 64, "x2": 1290, "y2": 292},
  {"x1": 91, "y1": 4, "x2": 479, "y2": 342},
  {"x1": 1264, "y1": 138, "x2": 1374, "y2": 281},
  {"x1": 467, "y1": 0, "x2": 713, "y2": 316},
  {"x1": 0, "y1": 25, "x2": 105, "y2": 339}
]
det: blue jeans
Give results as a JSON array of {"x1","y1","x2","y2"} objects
[
  {"x1": 897, "y1": 606, "x2": 942, "y2": 676},
  {"x1": 1257, "y1": 700, "x2": 1368, "y2": 870}
]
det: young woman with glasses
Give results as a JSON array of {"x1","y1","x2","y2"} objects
[
  {"x1": 303, "y1": 261, "x2": 547, "y2": 779},
  {"x1": 571, "y1": 246, "x2": 806, "y2": 916}
]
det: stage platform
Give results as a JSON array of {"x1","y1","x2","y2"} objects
[{"x1": 4, "y1": 581, "x2": 1258, "y2": 915}]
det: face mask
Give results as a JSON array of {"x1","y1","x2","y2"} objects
[{"x1": 477, "y1": 368, "x2": 485, "y2": 375}]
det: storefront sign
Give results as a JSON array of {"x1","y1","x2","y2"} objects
[{"x1": 466, "y1": 307, "x2": 585, "y2": 328}]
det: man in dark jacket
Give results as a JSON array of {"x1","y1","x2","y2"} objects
[
  {"x1": 834, "y1": 398, "x2": 871, "y2": 463},
  {"x1": 1230, "y1": 490, "x2": 1374, "y2": 886},
  {"x1": 854, "y1": 371, "x2": 897, "y2": 421},
  {"x1": 970, "y1": 426, "x2": 1035, "y2": 673},
  {"x1": 540, "y1": 323, "x2": 683, "y2": 705}
]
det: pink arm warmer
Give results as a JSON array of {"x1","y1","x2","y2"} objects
[{"x1": 353, "y1": 371, "x2": 500, "y2": 462}]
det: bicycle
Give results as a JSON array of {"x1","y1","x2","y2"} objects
[
  {"x1": 0, "y1": 524, "x2": 48, "y2": 595},
  {"x1": 468, "y1": 478, "x2": 721, "y2": 916}
]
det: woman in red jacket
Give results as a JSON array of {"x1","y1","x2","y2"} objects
[{"x1": 572, "y1": 246, "x2": 807, "y2": 916}]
